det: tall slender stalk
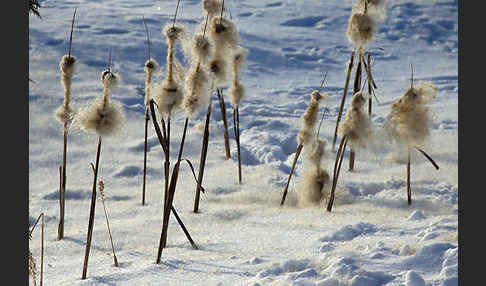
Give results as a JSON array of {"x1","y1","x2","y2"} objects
[
  {"x1": 194, "y1": 96, "x2": 212, "y2": 213},
  {"x1": 82, "y1": 136, "x2": 102, "y2": 280},
  {"x1": 233, "y1": 105, "x2": 242, "y2": 183},
  {"x1": 142, "y1": 108, "x2": 149, "y2": 205},
  {"x1": 332, "y1": 50, "x2": 355, "y2": 151},
  {"x1": 157, "y1": 117, "x2": 190, "y2": 264},
  {"x1": 280, "y1": 144, "x2": 303, "y2": 206},
  {"x1": 327, "y1": 136, "x2": 348, "y2": 212},
  {"x1": 407, "y1": 148, "x2": 411, "y2": 205},
  {"x1": 348, "y1": 53, "x2": 363, "y2": 171},
  {"x1": 97, "y1": 179, "x2": 119, "y2": 267},
  {"x1": 218, "y1": 88, "x2": 231, "y2": 159}
]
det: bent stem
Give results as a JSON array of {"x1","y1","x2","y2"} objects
[
  {"x1": 280, "y1": 144, "x2": 303, "y2": 206},
  {"x1": 327, "y1": 136, "x2": 348, "y2": 212},
  {"x1": 233, "y1": 105, "x2": 242, "y2": 184},
  {"x1": 82, "y1": 136, "x2": 102, "y2": 280},
  {"x1": 332, "y1": 50, "x2": 355, "y2": 151},
  {"x1": 96, "y1": 179, "x2": 119, "y2": 267},
  {"x1": 194, "y1": 97, "x2": 212, "y2": 213},
  {"x1": 218, "y1": 88, "x2": 231, "y2": 159}
]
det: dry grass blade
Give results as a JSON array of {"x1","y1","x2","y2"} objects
[
  {"x1": 171, "y1": 205, "x2": 198, "y2": 249},
  {"x1": 414, "y1": 146, "x2": 440, "y2": 170},
  {"x1": 98, "y1": 180, "x2": 119, "y2": 267},
  {"x1": 280, "y1": 144, "x2": 304, "y2": 206},
  {"x1": 29, "y1": 213, "x2": 45, "y2": 286}
]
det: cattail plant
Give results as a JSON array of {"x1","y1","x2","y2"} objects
[
  {"x1": 141, "y1": 17, "x2": 160, "y2": 206},
  {"x1": 54, "y1": 8, "x2": 77, "y2": 241},
  {"x1": 96, "y1": 178, "x2": 119, "y2": 267},
  {"x1": 229, "y1": 45, "x2": 249, "y2": 184},
  {"x1": 191, "y1": 13, "x2": 216, "y2": 213},
  {"x1": 207, "y1": 0, "x2": 238, "y2": 160},
  {"x1": 332, "y1": 0, "x2": 385, "y2": 151},
  {"x1": 327, "y1": 91, "x2": 373, "y2": 212},
  {"x1": 281, "y1": 89, "x2": 328, "y2": 206},
  {"x1": 29, "y1": 213, "x2": 44, "y2": 286},
  {"x1": 76, "y1": 56, "x2": 125, "y2": 279},
  {"x1": 383, "y1": 67, "x2": 439, "y2": 205}
]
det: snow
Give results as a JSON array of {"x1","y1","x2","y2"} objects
[{"x1": 29, "y1": 0, "x2": 458, "y2": 285}]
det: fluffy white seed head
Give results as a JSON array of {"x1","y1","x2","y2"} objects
[
  {"x1": 296, "y1": 139, "x2": 330, "y2": 207},
  {"x1": 183, "y1": 65, "x2": 211, "y2": 117},
  {"x1": 209, "y1": 16, "x2": 238, "y2": 50},
  {"x1": 229, "y1": 79, "x2": 245, "y2": 107},
  {"x1": 191, "y1": 33, "x2": 213, "y2": 65},
  {"x1": 209, "y1": 55, "x2": 231, "y2": 87},
  {"x1": 297, "y1": 90, "x2": 326, "y2": 146},
  {"x1": 144, "y1": 59, "x2": 159, "y2": 106},
  {"x1": 101, "y1": 70, "x2": 120, "y2": 89},
  {"x1": 59, "y1": 55, "x2": 77, "y2": 83},
  {"x1": 203, "y1": 0, "x2": 223, "y2": 17},
  {"x1": 163, "y1": 23, "x2": 186, "y2": 46},
  {"x1": 55, "y1": 104, "x2": 75, "y2": 125},
  {"x1": 353, "y1": 0, "x2": 387, "y2": 22},
  {"x1": 76, "y1": 97, "x2": 125, "y2": 137},
  {"x1": 346, "y1": 12, "x2": 376, "y2": 48},
  {"x1": 232, "y1": 45, "x2": 249, "y2": 72},
  {"x1": 384, "y1": 81, "x2": 438, "y2": 147},
  {"x1": 153, "y1": 78, "x2": 185, "y2": 115},
  {"x1": 338, "y1": 91, "x2": 373, "y2": 148}
]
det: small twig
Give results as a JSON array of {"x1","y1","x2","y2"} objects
[
  {"x1": 142, "y1": 16, "x2": 151, "y2": 60},
  {"x1": 98, "y1": 180, "x2": 119, "y2": 267},
  {"x1": 172, "y1": 0, "x2": 181, "y2": 28},
  {"x1": 68, "y1": 8, "x2": 77, "y2": 58},
  {"x1": 414, "y1": 146, "x2": 440, "y2": 170}
]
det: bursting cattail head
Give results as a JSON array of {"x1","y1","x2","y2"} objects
[
  {"x1": 338, "y1": 91, "x2": 373, "y2": 148},
  {"x1": 296, "y1": 139, "x2": 330, "y2": 207},
  {"x1": 183, "y1": 65, "x2": 211, "y2": 117},
  {"x1": 346, "y1": 12, "x2": 376, "y2": 48},
  {"x1": 209, "y1": 16, "x2": 238, "y2": 49},
  {"x1": 153, "y1": 78, "x2": 185, "y2": 115},
  {"x1": 163, "y1": 23, "x2": 186, "y2": 45},
  {"x1": 353, "y1": 0, "x2": 387, "y2": 22},
  {"x1": 56, "y1": 55, "x2": 77, "y2": 125},
  {"x1": 203, "y1": 0, "x2": 223, "y2": 17},
  {"x1": 209, "y1": 56, "x2": 231, "y2": 87},
  {"x1": 384, "y1": 81, "x2": 438, "y2": 147},
  {"x1": 297, "y1": 90, "x2": 327, "y2": 146},
  {"x1": 229, "y1": 79, "x2": 245, "y2": 107},
  {"x1": 144, "y1": 58, "x2": 159, "y2": 106},
  {"x1": 232, "y1": 45, "x2": 249, "y2": 71},
  {"x1": 191, "y1": 32, "x2": 213, "y2": 65},
  {"x1": 75, "y1": 69, "x2": 125, "y2": 137}
]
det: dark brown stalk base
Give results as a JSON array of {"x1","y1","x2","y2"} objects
[
  {"x1": 349, "y1": 149, "x2": 355, "y2": 171},
  {"x1": 58, "y1": 123, "x2": 68, "y2": 240},
  {"x1": 233, "y1": 106, "x2": 242, "y2": 184},
  {"x1": 407, "y1": 150, "x2": 411, "y2": 205},
  {"x1": 82, "y1": 136, "x2": 102, "y2": 280},
  {"x1": 327, "y1": 136, "x2": 348, "y2": 212},
  {"x1": 194, "y1": 99, "x2": 212, "y2": 213},
  {"x1": 280, "y1": 144, "x2": 303, "y2": 206},
  {"x1": 217, "y1": 89, "x2": 231, "y2": 160},
  {"x1": 142, "y1": 108, "x2": 149, "y2": 205}
]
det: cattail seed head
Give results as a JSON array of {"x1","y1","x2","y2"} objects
[
  {"x1": 144, "y1": 58, "x2": 159, "y2": 106},
  {"x1": 183, "y1": 64, "x2": 211, "y2": 117},
  {"x1": 56, "y1": 55, "x2": 77, "y2": 125},
  {"x1": 338, "y1": 91, "x2": 373, "y2": 148},
  {"x1": 59, "y1": 55, "x2": 77, "y2": 78},
  {"x1": 75, "y1": 69, "x2": 125, "y2": 137},
  {"x1": 203, "y1": 0, "x2": 223, "y2": 17},
  {"x1": 297, "y1": 90, "x2": 326, "y2": 146},
  {"x1": 55, "y1": 104, "x2": 75, "y2": 125},
  {"x1": 191, "y1": 33, "x2": 213, "y2": 65},
  {"x1": 229, "y1": 79, "x2": 245, "y2": 107},
  {"x1": 353, "y1": 0, "x2": 387, "y2": 22},
  {"x1": 384, "y1": 81, "x2": 438, "y2": 147},
  {"x1": 153, "y1": 78, "x2": 185, "y2": 115},
  {"x1": 163, "y1": 23, "x2": 186, "y2": 45},
  {"x1": 232, "y1": 45, "x2": 249, "y2": 71},
  {"x1": 346, "y1": 12, "x2": 376, "y2": 48},
  {"x1": 209, "y1": 56, "x2": 231, "y2": 87},
  {"x1": 209, "y1": 16, "x2": 238, "y2": 50}
]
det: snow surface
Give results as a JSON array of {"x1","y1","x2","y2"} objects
[{"x1": 29, "y1": 0, "x2": 458, "y2": 285}]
